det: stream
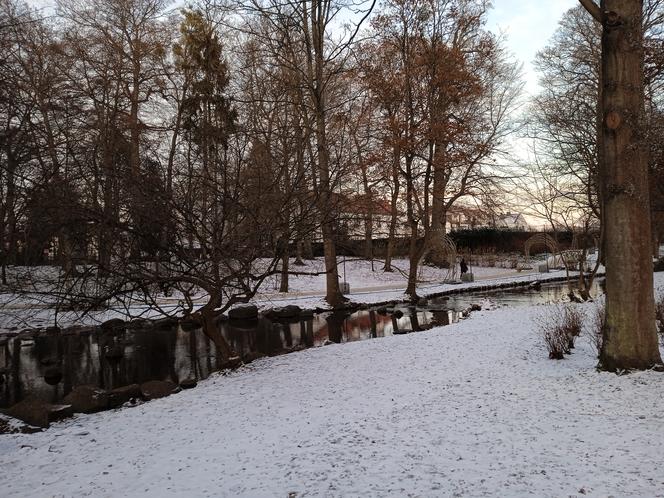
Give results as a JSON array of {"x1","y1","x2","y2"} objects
[{"x1": 0, "y1": 279, "x2": 604, "y2": 408}]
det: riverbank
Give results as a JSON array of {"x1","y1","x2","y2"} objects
[
  {"x1": 0, "y1": 258, "x2": 590, "y2": 332},
  {"x1": 1, "y1": 274, "x2": 662, "y2": 497}
]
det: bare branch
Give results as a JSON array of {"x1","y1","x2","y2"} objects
[{"x1": 578, "y1": 0, "x2": 602, "y2": 23}]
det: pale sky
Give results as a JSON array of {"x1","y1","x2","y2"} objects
[{"x1": 487, "y1": 0, "x2": 580, "y2": 95}]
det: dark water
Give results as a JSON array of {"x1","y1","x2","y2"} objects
[{"x1": 0, "y1": 279, "x2": 603, "y2": 408}]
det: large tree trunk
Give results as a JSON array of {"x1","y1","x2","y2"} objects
[
  {"x1": 427, "y1": 136, "x2": 449, "y2": 267},
  {"x1": 279, "y1": 245, "x2": 289, "y2": 293},
  {"x1": 294, "y1": 240, "x2": 306, "y2": 265},
  {"x1": 384, "y1": 144, "x2": 401, "y2": 272},
  {"x1": 653, "y1": 212, "x2": 663, "y2": 258},
  {"x1": 404, "y1": 156, "x2": 422, "y2": 299},
  {"x1": 198, "y1": 289, "x2": 236, "y2": 365},
  {"x1": 309, "y1": 0, "x2": 342, "y2": 306},
  {"x1": 363, "y1": 216, "x2": 374, "y2": 261},
  {"x1": 405, "y1": 225, "x2": 422, "y2": 299},
  {"x1": 590, "y1": 0, "x2": 662, "y2": 370},
  {"x1": 98, "y1": 134, "x2": 115, "y2": 274}
]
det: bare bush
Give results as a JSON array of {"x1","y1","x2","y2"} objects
[
  {"x1": 563, "y1": 306, "x2": 584, "y2": 346},
  {"x1": 538, "y1": 305, "x2": 584, "y2": 359},
  {"x1": 542, "y1": 325, "x2": 568, "y2": 360},
  {"x1": 590, "y1": 302, "x2": 605, "y2": 358},
  {"x1": 656, "y1": 292, "x2": 664, "y2": 337}
]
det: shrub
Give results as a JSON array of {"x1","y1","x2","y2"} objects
[
  {"x1": 542, "y1": 324, "x2": 568, "y2": 360},
  {"x1": 654, "y1": 258, "x2": 664, "y2": 273},
  {"x1": 539, "y1": 305, "x2": 584, "y2": 359},
  {"x1": 656, "y1": 292, "x2": 664, "y2": 337},
  {"x1": 562, "y1": 306, "x2": 584, "y2": 345},
  {"x1": 590, "y1": 303, "x2": 605, "y2": 358}
]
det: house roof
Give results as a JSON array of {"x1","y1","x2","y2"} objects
[{"x1": 334, "y1": 193, "x2": 392, "y2": 216}]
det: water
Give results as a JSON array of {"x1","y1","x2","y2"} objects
[{"x1": 0, "y1": 279, "x2": 604, "y2": 408}]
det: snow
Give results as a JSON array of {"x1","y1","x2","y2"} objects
[
  {"x1": 250, "y1": 258, "x2": 576, "y2": 311},
  {"x1": 1, "y1": 276, "x2": 663, "y2": 497},
  {"x1": 0, "y1": 258, "x2": 564, "y2": 332}
]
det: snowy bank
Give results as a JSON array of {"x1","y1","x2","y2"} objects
[{"x1": 1, "y1": 275, "x2": 662, "y2": 497}]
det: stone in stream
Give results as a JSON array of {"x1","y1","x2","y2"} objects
[
  {"x1": 273, "y1": 305, "x2": 302, "y2": 319},
  {"x1": 299, "y1": 309, "x2": 315, "y2": 318},
  {"x1": 470, "y1": 304, "x2": 482, "y2": 312},
  {"x1": 100, "y1": 318, "x2": 126, "y2": 331},
  {"x1": 108, "y1": 384, "x2": 142, "y2": 408},
  {"x1": 529, "y1": 281, "x2": 542, "y2": 291},
  {"x1": 4, "y1": 397, "x2": 73, "y2": 428},
  {"x1": 229, "y1": 305, "x2": 259, "y2": 320},
  {"x1": 153, "y1": 317, "x2": 178, "y2": 330},
  {"x1": 140, "y1": 380, "x2": 181, "y2": 401},
  {"x1": 63, "y1": 385, "x2": 110, "y2": 414},
  {"x1": 179, "y1": 378, "x2": 198, "y2": 390},
  {"x1": 127, "y1": 318, "x2": 154, "y2": 330},
  {"x1": 242, "y1": 351, "x2": 266, "y2": 364},
  {"x1": 0, "y1": 414, "x2": 42, "y2": 434},
  {"x1": 220, "y1": 356, "x2": 243, "y2": 370},
  {"x1": 178, "y1": 316, "x2": 201, "y2": 331},
  {"x1": 43, "y1": 367, "x2": 63, "y2": 386},
  {"x1": 104, "y1": 344, "x2": 124, "y2": 361}
]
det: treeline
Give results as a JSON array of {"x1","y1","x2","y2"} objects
[{"x1": 0, "y1": 0, "x2": 521, "y2": 345}]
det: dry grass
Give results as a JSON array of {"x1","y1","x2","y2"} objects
[
  {"x1": 589, "y1": 302, "x2": 605, "y2": 358},
  {"x1": 539, "y1": 305, "x2": 584, "y2": 360},
  {"x1": 656, "y1": 292, "x2": 664, "y2": 337}
]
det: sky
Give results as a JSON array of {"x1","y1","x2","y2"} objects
[{"x1": 486, "y1": 0, "x2": 581, "y2": 95}]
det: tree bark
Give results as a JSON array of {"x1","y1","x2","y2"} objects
[
  {"x1": 279, "y1": 245, "x2": 289, "y2": 293},
  {"x1": 588, "y1": 0, "x2": 662, "y2": 370},
  {"x1": 199, "y1": 293, "x2": 235, "y2": 363},
  {"x1": 384, "y1": 144, "x2": 401, "y2": 272}
]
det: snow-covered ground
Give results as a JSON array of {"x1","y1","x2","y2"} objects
[
  {"x1": 0, "y1": 258, "x2": 550, "y2": 331},
  {"x1": 259, "y1": 257, "x2": 519, "y2": 294},
  {"x1": 252, "y1": 257, "x2": 545, "y2": 310},
  {"x1": 1, "y1": 276, "x2": 662, "y2": 497}
]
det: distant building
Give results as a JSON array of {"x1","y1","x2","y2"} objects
[
  {"x1": 446, "y1": 205, "x2": 491, "y2": 231},
  {"x1": 337, "y1": 193, "x2": 400, "y2": 240},
  {"x1": 495, "y1": 212, "x2": 530, "y2": 231}
]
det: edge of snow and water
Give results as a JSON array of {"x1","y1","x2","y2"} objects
[{"x1": 0, "y1": 274, "x2": 662, "y2": 497}]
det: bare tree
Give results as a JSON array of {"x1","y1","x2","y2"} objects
[
  {"x1": 231, "y1": 0, "x2": 376, "y2": 306},
  {"x1": 362, "y1": 0, "x2": 521, "y2": 299}
]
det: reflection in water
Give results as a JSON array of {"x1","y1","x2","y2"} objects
[{"x1": 0, "y1": 279, "x2": 604, "y2": 408}]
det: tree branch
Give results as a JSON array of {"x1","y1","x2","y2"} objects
[{"x1": 578, "y1": 0, "x2": 602, "y2": 23}]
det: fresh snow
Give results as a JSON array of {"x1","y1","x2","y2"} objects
[
  {"x1": 1, "y1": 275, "x2": 663, "y2": 497},
  {"x1": 0, "y1": 258, "x2": 558, "y2": 331}
]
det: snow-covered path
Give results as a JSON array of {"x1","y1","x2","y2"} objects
[{"x1": 2, "y1": 278, "x2": 664, "y2": 497}]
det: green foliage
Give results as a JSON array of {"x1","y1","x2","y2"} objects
[{"x1": 174, "y1": 9, "x2": 236, "y2": 152}]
